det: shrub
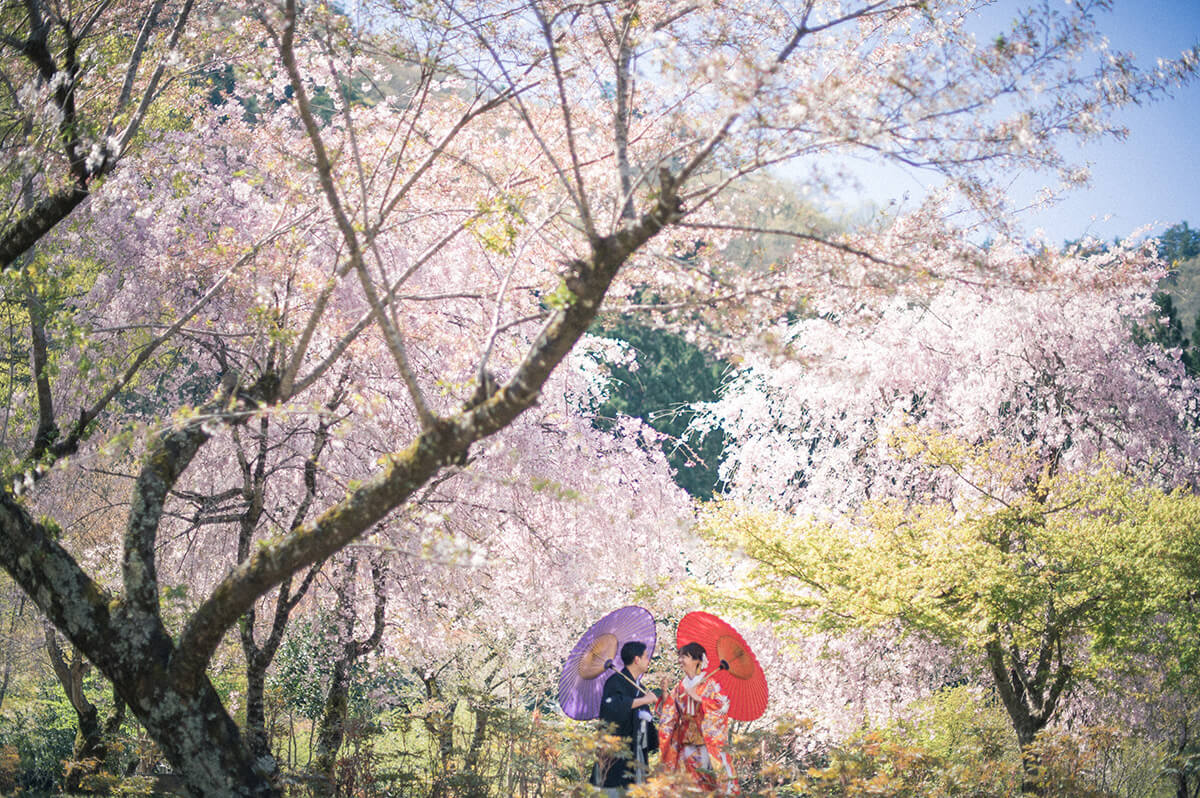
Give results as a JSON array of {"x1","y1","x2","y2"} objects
[
  {"x1": 0, "y1": 699, "x2": 75, "y2": 792},
  {"x1": 1029, "y1": 725, "x2": 1168, "y2": 798}
]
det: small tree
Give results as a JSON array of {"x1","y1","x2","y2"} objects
[
  {"x1": 42, "y1": 622, "x2": 126, "y2": 790},
  {"x1": 701, "y1": 446, "x2": 1200, "y2": 793}
]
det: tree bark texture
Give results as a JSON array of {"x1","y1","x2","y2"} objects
[
  {"x1": 0, "y1": 93, "x2": 683, "y2": 793},
  {"x1": 313, "y1": 556, "x2": 386, "y2": 790}
]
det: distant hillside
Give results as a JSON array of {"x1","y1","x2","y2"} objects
[
  {"x1": 1152, "y1": 222, "x2": 1200, "y2": 335},
  {"x1": 1159, "y1": 255, "x2": 1200, "y2": 336}
]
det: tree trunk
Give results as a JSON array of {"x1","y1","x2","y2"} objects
[
  {"x1": 236, "y1": 388, "x2": 340, "y2": 764},
  {"x1": 1175, "y1": 717, "x2": 1193, "y2": 798},
  {"x1": 44, "y1": 622, "x2": 109, "y2": 790},
  {"x1": 244, "y1": 662, "x2": 270, "y2": 760},
  {"x1": 120, "y1": 672, "x2": 276, "y2": 797},
  {"x1": 1015, "y1": 724, "x2": 1042, "y2": 796},
  {"x1": 985, "y1": 637, "x2": 1052, "y2": 795},
  {"x1": 311, "y1": 555, "x2": 386, "y2": 793},
  {"x1": 50, "y1": 619, "x2": 277, "y2": 797},
  {"x1": 312, "y1": 657, "x2": 351, "y2": 790},
  {"x1": 462, "y1": 706, "x2": 490, "y2": 783}
]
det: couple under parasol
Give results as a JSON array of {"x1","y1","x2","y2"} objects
[{"x1": 592, "y1": 637, "x2": 741, "y2": 796}]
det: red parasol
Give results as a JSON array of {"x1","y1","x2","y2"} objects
[
  {"x1": 676, "y1": 611, "x2": 768, "y2": 722},
  {"x1": 558, "y1": 605, "x2": 656, "y2": 720}
]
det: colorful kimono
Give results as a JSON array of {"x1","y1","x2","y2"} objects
[{"x1": 657, "y1": 674, "x2": 740, "y2": 795}]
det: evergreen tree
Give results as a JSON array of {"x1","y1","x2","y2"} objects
[
  {"x1": 590, "y1": 321, "x2": 728, "y2": 500},
  {"x1": 1159, "y1": 221, "x2": 1200, "y2": 266}
]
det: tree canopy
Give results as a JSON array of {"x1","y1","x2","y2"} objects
[
  {"x1": 0, "y1": 0, "x2": 1197, "y2": 795},
  {"x1": 701, "y1": 444, "x2": 1200, "y2": 789}
]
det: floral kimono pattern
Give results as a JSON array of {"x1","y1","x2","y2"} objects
[{"x1": 657, "y1": 674, "x2": 740, "y2": 795}]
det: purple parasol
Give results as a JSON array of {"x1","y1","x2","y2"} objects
[{"x1": 558, "y1": 605, "x2": 656, "y2": 720}]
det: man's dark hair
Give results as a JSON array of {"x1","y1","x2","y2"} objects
[
  {"x1": 677, "y1": 642, "x2": 706, "y2": 661},
  {"x1": 620, "y1": 640, "x2": 647, "y2": 666}
]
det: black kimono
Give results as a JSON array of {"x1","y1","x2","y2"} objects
[{"x1": 593, "y1": 667, "x2": 658, "y2": 788}]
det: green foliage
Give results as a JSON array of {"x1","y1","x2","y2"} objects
[
  {"x1": 729, "y1": 691, "x2": 1019, "y2": 797},
  {"x1": 710, "y1": 693, "x2": 1167, "y2": 798},
  {"x1": 790, "y1": 722, "x2": 1168, "y2": 798},
  {"x1": 0, "y1": 252, "x2": 103, "y2": 461},
  {"x1": 0, "y1": 745, "x2": 17, "y2": 793},
  {"x1": 701, "y1": 439, "x2": 1200, "y2": 679},
  {"x1": 0, "y1": 244, "x2": 220, "y2": 475},
  {"x1": 0, "y1": 645, "x2": 164, "y2": 794},
  {"x1": 1133, "y1": 292, "x2": 1200, "y2": 375},
  {"x1": 467, "y1": 194, "x2": 527, "y2": 256},
  {"x1": 780, "y1": 689, "x2": 1014, "y2": 798},
  {"x1": 798, "y1": 731, "x2": 1004, "y2": 797},
  {"x1": 1135, "y1": 292, "x2": 1188, "y2": 351},
  {"x1": 271, "y1": 617, "x2": 339, "y2": 722},
  {"x1": 1158, "y1": 222, "x2": 1200, "y2": 267},
  {"x1": 269, "y1": 615, "x2": 408, "y2": 727},
  {"x1": 701, "y1": 431, "x2": 1200, "y2": 791},
  {"x1": 588, "y1": 319, "x2": 729, "y2": 499},
  {"x1": 1153, "y1": 221, "x2": 1200, "y2": 341},
  {"x1": 542, "y1": 278, "x2": 578, "y2": 312},
  {"x1": 529, "y1": 475, "x2": 582, "y2": 501},
  {"x1": 0, "y1": 682, "x2": 79, "y2": 792},
  {"x1": 272, "y1": 694, "x2": 615, "y2": 797},
  {"x1": 1024, "y1": 726, "x2": 1168, "y2": 798},
  {"x1": 882, "y1": 686, "x2": 1018, "y2": 781}
]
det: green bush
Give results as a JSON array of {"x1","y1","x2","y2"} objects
[
  {"x1": 885, "y1": 684, "x2": 1020, "y2": 794},
  {"x1": 1028, "y1": 726, "x2": 1169, "y2": 798},
  {"x1": 0, "y1": 697, "x2": 76, "y2": 792}
]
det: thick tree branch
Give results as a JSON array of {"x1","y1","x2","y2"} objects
[
  {"x1": 611, "y1": 10, "x2": 636, "y2": 222},
  {"x1": 354, "y1": 559, "x2": 387, "y2": 658},
  {"x1": 26, "y1": 281, "x2": 56, "y2": 460},
  {"x1": 112, "y1": 0, "x2": 168, "y2": 122},
  {"x1": 124, "y1": 418, "x2": 214, "y2": 616},
  {"x1": 985, "y1": 635, "x2": 1028, "y2": 736},
  {"x1": 111, "y1": 0, "x2": 196, "y2": 159},
  {"x1": 0, "y1": 186, "x2": 90, "y2": 269},
  {"x1": 174, "y1": 177, "x2": 684, "y2": 673},
  {"x1": 0, "y1": 493, "x2": 116, "y2": 658}
]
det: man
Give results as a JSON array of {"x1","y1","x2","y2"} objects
[{"x1": 593, "y1": 640, "x2": 659, "y2": 795}]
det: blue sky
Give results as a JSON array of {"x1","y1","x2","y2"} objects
[
  {"x1": 813, "y1": 1, "x2": 1200, "y2": 244},
  {"x1": 1019, "y1": 0, "x2": 1200, "y2": 243}
]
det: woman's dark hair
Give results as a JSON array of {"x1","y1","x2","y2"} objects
[
  {"x1": 677, "y1": 642, "x2": 706, "y2": 661},
  {"x1": 620, "y1": 640, "x2": 648, "y2": 665}
]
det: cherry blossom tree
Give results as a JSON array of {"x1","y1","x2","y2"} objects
[
  {"x1": 695, "y1": 240, "x2": 1200, "y2": 790},
  {"x1": 0, "y1": 0, "x2": 1196, "y2": 795},
  {"x1": 701, "y1": 459, "x2": 1200, "y2": 793},
  {"x1": 698, "y1": 240, "x2": 1200, "y2": 512}
]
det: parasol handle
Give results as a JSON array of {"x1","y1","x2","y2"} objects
[
  {"x1": 613, "y1": 665, "x2": 665, "y2": 722},
  {"x1": 605, "y1": 661, "x2": 660, "y2": 699},
  {"x1": 698, "y1": 659, "x2": 730, "y2": 686}
]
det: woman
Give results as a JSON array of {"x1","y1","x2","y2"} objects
[{"x1": 657, "y1": 641, "x2": 740, "y2": 795}]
